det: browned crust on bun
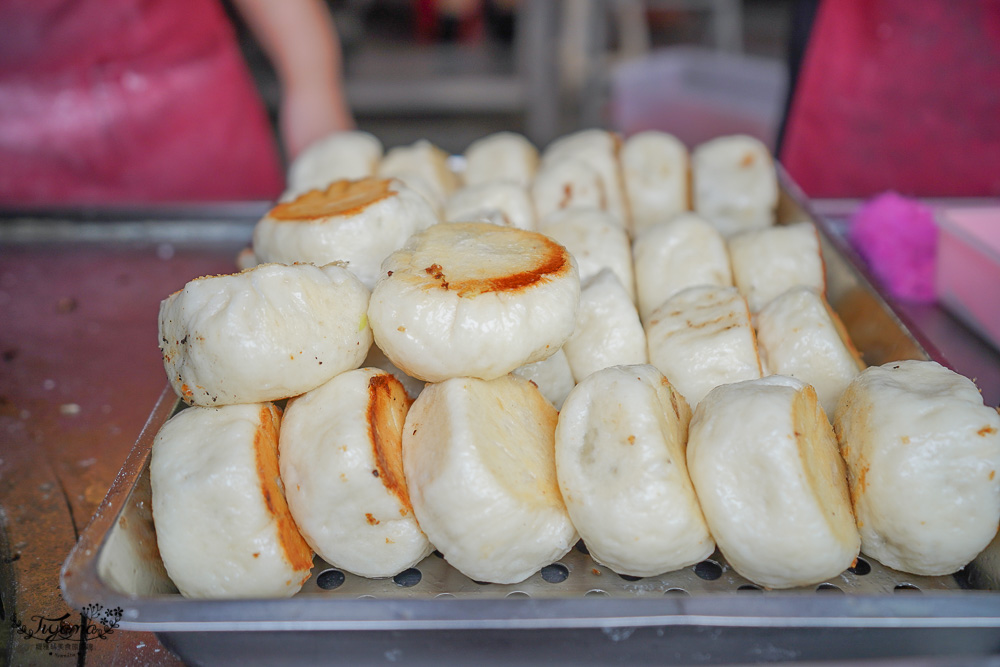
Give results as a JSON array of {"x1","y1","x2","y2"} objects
[
  {"x1": 368, "y1": 373, "x2": 415, "y2": 515},
  {"x1": 254, "y1": 404, "x2": 314, "y2": 572},
  {"x1": 269, "y1": 178, "x2": 394, "y2": 221},
  {"x1": 418, "y1": 225, "x2": 573, "y2": 298}
]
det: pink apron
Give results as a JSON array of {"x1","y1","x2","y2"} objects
[
  {"x1": 780, "y1": 0, "x2": 1000, "y2": 198},
  {"x1": 0, "y1": 0, "x2": 284, "y2": 203}
]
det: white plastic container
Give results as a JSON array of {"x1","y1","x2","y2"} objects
[
  {"x1": 609, "y1": 47, "x2": 787, "y2": 150},
  {"x1": 935, "y1": 207, "x2": 1000, "y2": 352}
]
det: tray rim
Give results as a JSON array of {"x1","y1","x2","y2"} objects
[{"x1": 779, "y1": 173, "x2": 949, "y2": 367}]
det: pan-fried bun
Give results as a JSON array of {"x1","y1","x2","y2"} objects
[
  {"x1": 159, "y1": 262, "x2": 372, "y2": 406},
  {"x1": 532, "y1": 158, "x2": 607, "y2": 222},
  {"x1": 563, "y1": 270, "x2": 647, "y2": 383},
  {"x1": 150, "y1": 403, "x2": 313, "y2": 598},
  {"x1": 444, "y1": 182, "x2": 536, "y2": 230},
  {"x1": 645, "y1": 285, "x2": 761, "y2": 409},
  {"x1": 463, "y1": 131, "x2": 539, "y2": 187},
  {"x1": 621, "y1": 130, "x2": 690, "y2": 235},
  {"x1": 728, "y1": 221, "x2": 825, "y2": 313},
  {"x1": 280, "y1": 368, "x2": 432, "y2": 578},
  {"x1": 834, "y1": 360, "x2": 1000, "y2": 576},
  {"x1": 377, "y1": 139, "x2": 460, "y2": 210},
  {"x1": 688, "y1": 376, "x2": 860, "y2": 589},
  {"x1": 556, "y1": 365, "x2": 711, "y2": 577},
  {"x1": 540, "y1": 207, "x2": 635, "y2": 302},
  {"x1": 402, "y1": 374, "x2": 576, "y2": 584},
  {"x1": 692, "y1": 134, "x2": 777, "y2": 236},
  {"x1": 756, "y1": 287, "x2": 864, "y2": 416},
  {"x1": 253, "y1": 178, "x2": 439, "y2": 289},
  {"x1": 369, "y1": 222, "x2": 580, "y2": 382},
  {"x1": 285, "y1": 131, "x2": 383, "y2": 198},
  {"x1": 633, "y1": 213, "x2": 732, "y2": 323},
  {"x1": 542, "y1": 129, "x2": 630, "y2": 229}
]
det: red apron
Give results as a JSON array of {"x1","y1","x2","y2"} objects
[
  {"x1": 0, "y1": 0, "x2": 284, "y2": 204},
  {"x1": 780, "y1": 0, "x2": 1000, "y2": 198}
]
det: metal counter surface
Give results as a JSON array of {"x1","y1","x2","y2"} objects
[
  {"x1": 0, "y1": 201, "x2": 998, "y2": 666},
  {"x1": 1, "y1": 207, "x2": 261, "y2": 666}
]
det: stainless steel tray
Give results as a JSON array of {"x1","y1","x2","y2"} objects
[{"x1": 60, "y1": 179, "x2": 1000, "y2": 665}]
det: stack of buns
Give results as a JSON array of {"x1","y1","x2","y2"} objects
[{"x1": 149, "y1": 129, "x2": 1000, "y2": 598}]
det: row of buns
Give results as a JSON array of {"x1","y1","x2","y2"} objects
[
  {"x1": 282, "y1": 128, "x2": 776, "y2": 236},
  {"x1": 251, "y1": 128, "x2": 779, "y2": 292},
  {"x1": 151, "y1": 354, "x2": 1000, "y2": 596}
]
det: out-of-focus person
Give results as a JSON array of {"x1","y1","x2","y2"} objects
[
  {"x1": 0, "y1": 0, "x2": 353, "y2": 204},
  {"x1": 778, "y1": 0, "x2": 1000, "y2": 198}
]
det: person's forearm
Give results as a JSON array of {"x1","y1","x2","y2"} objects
[{"x1": 232, "y1": 0, "x2": 354, "y2": 158}]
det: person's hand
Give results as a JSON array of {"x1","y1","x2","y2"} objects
[
  {"x1": 232, "y1": 0, "x2": 354, "y2": 160},
  {"x1": 280, "y1": 80, "x2": 354, "y2": 160}
]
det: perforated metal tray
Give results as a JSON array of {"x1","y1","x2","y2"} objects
[{"x1": 61, "y1": 180, "x2": 1000, "y2": 665}]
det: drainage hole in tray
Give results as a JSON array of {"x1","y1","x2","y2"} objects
[
  {"x1": 816, "y1": 583, "x2": 844, "y2": 594},
  {"x1": 586, "y1": 589, "x2": 609, "y2": 597},
  {"x1": 693, "y1": 560, "x2": 723, "y2": 581},
  {"x1": 393, "y1": 567, "x2": 422, "y2": 588},
  {"x1": 737, "y1": 584, "x2": 763, "y2": 594},
  {"x1": 432, "y1": 550, "x2": 444, "y2": 558},
  {"x1": 506, "y1": 591, "x2": 531, "y2": 599},
  {"x1": 575, "y1": 540, "x2": 590, "y2": 555},
  {"x1": 848, "y1": 557, "x2": 872, "y2": 576},
  {"x1": 664, "y1": 588, "x2": 690, "y2": 597},
  {"x1": 618, "y1": 573, "x2": 643, "y2": 582},
  {"x1": 435, "y1": 593, "x2": 456, "y2": 599},
  {"x1": 894, "y1": 584, "x2": 922, "y2": 595},
  {"x1": 316, "y1": 569, "x2": 346, "y2": 590},
  {"x1": 541, "y1": 563, "x2": 570, "y2": 584}
]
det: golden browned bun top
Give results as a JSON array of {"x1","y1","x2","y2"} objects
[
  {"x1": 269, "y1": 178, "x2": 394, "y2": 221},
  {"x1": 392, "y1": 222, "x2": 574, "y2": 298}
]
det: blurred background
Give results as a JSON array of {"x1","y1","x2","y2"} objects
[
  {"x1": 6, "y1": 0, "x2": 998, "y2": 204},
  {"x1": 231, "y1": 0, "x2": 793, "y2": 158}
]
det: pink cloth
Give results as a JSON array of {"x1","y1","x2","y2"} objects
[
  {"x1": 848, "y1": 192, "x2": 938, "y2": 302},
  {"x1": 0, "y1": 0, "x2": 284, "y2": 204},
  {"x1": 781, "y1": 0, "x2": 1000, "y2": 198}
]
